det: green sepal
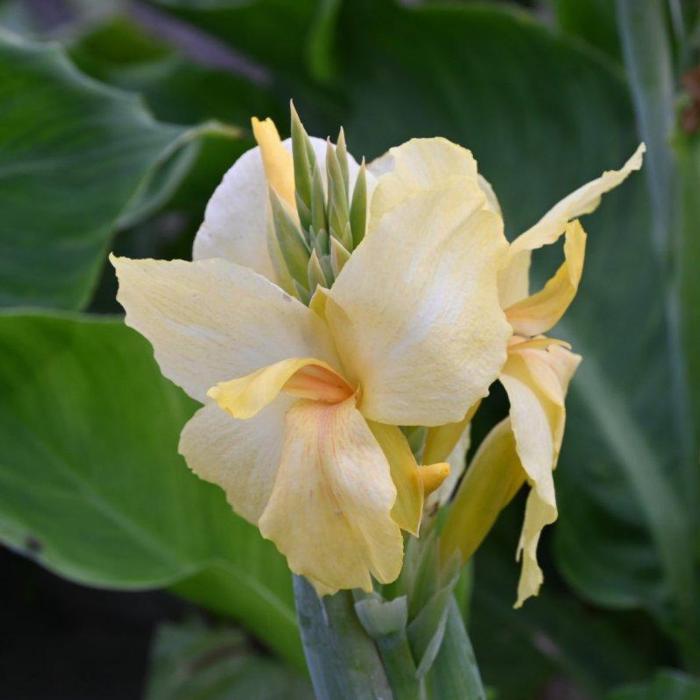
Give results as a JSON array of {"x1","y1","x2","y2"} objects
[
  {"x1": 291, "y1": 102, "x2": 315, "y2": 232},
  {"x1": 330, "y1": 235, "x2": 351, "y2": 277},
  {"x1": 311, "y1": 163, "x2": 328, "y2": 240},
  {"x1": 350, "y1": 160, "x2": 368, "y2": 247},
  {"x1": 310, "y1": 226, "x2": 329, "y2": 257},
  {"x1": 326, "y1": 140, "x2": 353, "y2": 250},
  {"x1": 307, "y1": 250, "x2": 329, "y2": 292},
  {"x1": 293, "y1": 280, "x2": 312, "y2": 306},
  {"x1": 269, "y1": 188, "x2": 310, "y2": 288},
  {"x1": 336, "y1": 127, "x2": 351, "y2": 197}
]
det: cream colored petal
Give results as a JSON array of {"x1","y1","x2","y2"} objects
[
  {"x1": 510, "y1": 143, "x2": 645, "y2": 255},
  {"x1": 501, "y1": 344, "x2": 580, "y2": 606},
  {"x1": 251, "y1": 117, "x2": 296, "y2": 208},
  {"x1": 327, "y1": 184, "x2": 510, "y2": 426},
  {"x1": 369, "y1": 138, "x2": 481, "y2": 221},
  {"x1": 515, "y1": 488, "x2": 557, "y2": 607},
  {"x1": 258, "y1": 398, "x2": 403, "y2": 594},
  {"x1": 208, "y1": 357, "x2": 352, "y2": 420},
  {"x1": 178, "y1": 398, "x2": 292, "y2": 524},
  {"x1": 507, "y1": 221, "x2": 587, "y2": 336},
  {"x1": 477, "y1": 174, "x2": 502, "y2": 216},
  {"x1": 192, "y1": 144, "x2": 276, "y2": 278},
  {"x1": 111, "y1": 255, "x2": 336, "y2": 402},
  {"x1": 423, "y1": 400, "x2": 480, "y2": 465},
  {"x1": 440, "y1": 418, "x2": 525, "y2": 565},
  {"x1": 193, "y1": 137, "x2": 365, "y2": 282},
  {"x1": 367, "y1": 421, "x2": 424, "y2": 535},
  {"x1": 498, "y1": 249, "x2": 532, "y2": 308}
]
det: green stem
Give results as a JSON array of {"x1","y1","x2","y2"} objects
[
  {"x1": 293, "y1": 575, "x2": 392, "y2": 699},
  {"x1": 374, "y1": 632, "x2": 421, "y2": 700}
]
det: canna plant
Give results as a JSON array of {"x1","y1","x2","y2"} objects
[{"x1": 112, "y1": 104, "x2": 643, "y2": 698}]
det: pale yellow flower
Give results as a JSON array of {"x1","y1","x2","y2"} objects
[
  {"x1": 111, "y1": 119, "x2": 511, "y2": 595},
  {"x1": 440, "y1": 144, "x2": 645, "y2": 606}
]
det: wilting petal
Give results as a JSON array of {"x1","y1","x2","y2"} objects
[
  {"x1": 440, "y1": 418, "x2": 526, "y2": 564},
  {"x1": 258, "y1": 398, "x2": 403, "y2": 594},
  {"x1": 111, "y1": 256, "x2": 336, "y2": 402},
  {"x1": 193, "y1": 136, "x2": 365, "y2": 281},
  {"x1": 369, "y1": 138, "x2": 481, "y2": 220},
  {"x1": 209, "y1": 357, "x2": 353, "y2": 420},
  {"x1": 179, "y1": 398, "x2": 292, "y2": 523},
  {"x1": 327, "y1": 180, "x2": 510, "y2": 426},
  {"x1": 507, "y1": 221, "x2": 587, "y2": 336},
  {"x1": 367, "y1": 421, "x2": 425, "y2": 535},
  {"x1": 510, "y1": 143, "x2": 644, "y2": 255}
]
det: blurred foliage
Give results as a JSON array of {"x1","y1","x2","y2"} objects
[{"x1": 1, "y1": 0, "x2": 699, "y2": 697}]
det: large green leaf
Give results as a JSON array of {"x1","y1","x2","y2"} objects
[
  {"x1": 0, "y1": 312, "x2": 302, "y2": 668},
  {"x1": 145, "y1": 618, "x2": 312, "y2": 700},
  {"x1": 0, "y1": 30, "x2": 229, "y2": 310},
  {"x1": 318, "y1": 0, "x2": 698, "y2": 657}
]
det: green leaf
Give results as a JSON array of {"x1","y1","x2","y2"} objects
[
  {"x1": 552, "y1": 0, "x2": 622, "y2": 61},
  {"x1": 606, "y1": 670, "x2": 700, "y2": 700},
  {"x1": 320, "y1": 0, "x2": 699, "y2": 668},
  {"x1": 0, "y1": 312, "x2": 303, "y2": 668},
  {"x1": 145, "y1": 617, "x2": 312, "y2": 700},
  {"x1": 0, "y1": 30, "x2": 230, "y2": 310}
]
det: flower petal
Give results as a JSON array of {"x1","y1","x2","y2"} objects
[
  {"x1": 510, "y1": 143, "x2": 644, "y2": 255},
  {"x1": 258, "y1": 398, "x2": 404, "y2": 594},
  {"x1": 440, "y1": 418, "x2": 525, "y2": 564},
  {"x1": 368, "y1": 137, "x2": 481, "y2": 221},
  {"x1": 111, "y1": 255, "x2": 336, "y2": 402},
  {"x1": 178, "y1": 398, "x2": 292, "y2": 523},
  {"x1": 326, "y1": 176, "x2": 510, "y2": 426},
  {"x1": 366, "y1": 421, "x2": 424, "y2": 535},
  {"x1": 498, "y1": 249, "x2": 531, "y2": 308},
  {"x1": 208, "y1": 357, "x2": 353, "y2": 419},
  {"x1": 251, "y1": 117, "x2": 296, "y2": 208},
  {"x1": 506, "y1": 220, "x2": 587, "y2": 336},
  {"x1": 500, "y1": 344, "x2": 581, "y2": 606}
]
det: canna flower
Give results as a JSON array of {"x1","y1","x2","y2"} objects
[
  {"x1": 440, "y1": 144, "x2": 645, "y2": 606},
  {"x1": 111, "y1": 111, "x2": 512, "y2": 595}
]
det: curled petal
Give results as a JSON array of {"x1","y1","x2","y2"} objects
[
  {"x1": 208, "y1": 357, "x2": 353, "y2": 420},
  {"x1": 327, "y1": 177, "x2": 510, "y2": 426},
  {"x1": 111, "y1": 256, "x2": 336, "y2": 402},
  {"x1": 510, "y1": 143, "x2": 644, "y2": 256},
  {"x1": 179, "y1": 398, "x2": 292, "y2": 524},
  {"x1": 258, "y1": 398, "x2": 403, "y2": 594},
  {"x1": 507, "y1": 221, "x2": 586, "y2": 336}
]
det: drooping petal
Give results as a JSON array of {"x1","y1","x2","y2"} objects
[
  {"x1": 440, "y1": 418, "x2": 526, "y2": 565},
  {"x1": 258, "y1": 398, "x2": 403, "y2": 594},
  {"x1": 366, "y1": 421, "x2": 425, "y2": 535},
  {"x1": 500, "y1": 343, "x2": 581, "y2": 606},
  {"x1": 368, "y1": 138, "x2": 481, "y2": 221},
  {"x1": 506, "y1": 220, "x2": 587, "y2": 336},
  {"x1": 326, "y1": 158, "x2": 510, "y2": 426},
  {"x1": 192, "y1": 136, "x2": 365, "y2": 281},
  {"x1": 178, "y1": 398, "x2": 293, "y2": 524},
  {"x1": 208, "y1": 357, "x2": 353, "y2": 420},
  {"x1": 510, "y1": 143, "x2": 644, "y2": 255},
  {"x1": 111, "y1": 255, "x2": 336, "y2": 402},
  {"x1": 423, "y1": 400, "x2": 480, "y2": 465}
]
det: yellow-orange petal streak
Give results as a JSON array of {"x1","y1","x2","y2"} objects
[
  {"x1": 258, "y1": 398, "x2": 404, "y2": 594},
  {"x1": 208, "y1": 357, "x2": 353, "y2": 420},
  {"x1": 506, "y1": 221, "x2": 587, "y2": 337},
  {"x1": 251, "y1": 117, "x2": 296, "y2": 209}
]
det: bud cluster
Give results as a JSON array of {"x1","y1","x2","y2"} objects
[{"x1": 270, "y1": 106, "x2": 368, "y2": 304}]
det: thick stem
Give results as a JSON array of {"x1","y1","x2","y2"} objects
[{"x1": 293, "y1": 575, "x2": 393, "y2": 699}]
